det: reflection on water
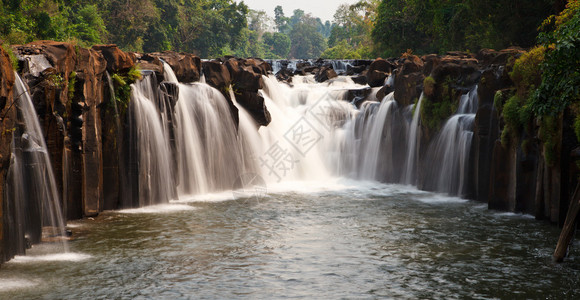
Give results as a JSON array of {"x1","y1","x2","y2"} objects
[{"x1": 1, "y1": 182, "x2": 579, "y2": 299}]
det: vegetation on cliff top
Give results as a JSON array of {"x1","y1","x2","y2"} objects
[
  {"x1": 493, "y1": 0, "x2": 579, "y2": 165},
  {"x1": 0, "y1": 0, "x2": 563, "y2": 59}
]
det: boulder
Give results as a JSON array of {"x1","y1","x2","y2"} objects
[
  {"x1": 352, "y1": 75, "x2": 367, "y2": 85},
  {"x1": 394, "y1": 71, "x2": 424, "y2": 108},
  {"x1": 315, "y1": 66, "x2": 337, "y2": 83},
  {"x1": 276, "y1": 68, "x2": 294, "y2": 83},
  {"x1": 136, "y1": 54, "x2": 163, "y2": 76},
  {"x1": 92, "y1": 44, "x2": 135, "y2": 72},
  {"x1": 15, "y1": 41, "x2": 77, "y2": 74},
  {"x1": 0, "y1": 45, "x2": 17, "y2": 264},
  {"x1": 202, "y1": 60, "x2": 231, "y2": 91},
  {"x1": 236, "y1": 91, "x2": 271, "y2": 126},
  {"x1": 243, "y1": 58, "x2": 270, "y2": 75},
  {"x1": 145, "y1": 51, "x2": 201, "y2": 83},
  {"x1": 346, "y1": 64, "x2": 367, "y2": 75},
  {"x1": 366, "y1": 58, "x2": 393, "y2": 87},
  {"x1": 476, "y1": 48, "x2": 525, "y2": 66},
  {"x1": 225, "y1": 59, "x2": 263, "y2": 92}
]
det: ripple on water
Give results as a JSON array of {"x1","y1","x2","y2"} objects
[
  {"x1": 0, "y1": 279, "x2": 39, "y2": 291},
  {"x1": 10, "y1": 253, "x2": 92, "y2": 263},
  {"x1": 117, "y1": 204, "x2": 196, "y2": 214},
  {"x1": 414, "y1": 194, "x2": 469, "y2": 204}
]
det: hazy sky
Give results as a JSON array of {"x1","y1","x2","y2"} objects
[{"x1": 239, "y1": 0, "x2": 361, "y2": 23}]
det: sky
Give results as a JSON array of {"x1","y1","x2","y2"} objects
[{"x1": 238, "y1": 0, "x2": 361, "y2": 23}]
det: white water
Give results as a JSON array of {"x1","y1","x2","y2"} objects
[
  {"x1": 128, "y1": 76, "x2": 174, "y2": 206},
  {"x1": 422, "y1": 86, "x2": 478, "y2": 196},
  {"x1": 6, "y1": 73, "x2": 69, "y2": 256},
  {"x1": 126, "y1": 64, "x2": 479, "y2": 204},
  {"x1": 402, "y1": 94, "x2": 423, "y2": 185}
]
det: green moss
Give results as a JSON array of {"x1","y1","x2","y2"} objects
[
  {"x1": 500, "y1": 94, "x2": 532, "y2": 148},
  {"x1": 574, "y1": 114, "x2": 580, "y2": 143},
  {"x1": 420, "y1": 96, "x2": 455, "y2": 131},
  {"x1": 411, "y1": 97, "x2": 419, "y2": 115},
  {"x1": 111, "y1": 65, "x2": 142, "y2": 113},
  {"x1": 127, "y1": 66, "x2": 143, "y2": 82},
  {"x1": 46, "y1": 73, "x2": 65, "y2": 89},
  {"x1": 494, "y1": 90, "x2": 504, "y2": 113},
  {"x1": 501, "y1": 126, "x2": 511, "y2": 147},
  {"x1": 521, "y1": 138, "x2": 531, "y2": 155},
  {"x1": 2, "y1": 43, "x2": 19, "y2": 71},
  {"x1": 419, "y1": 76, "x2": 460, "y2": 131},
  {"x1": 503, "y1": 95, "x2": 523, "y2": 129},
  {"x1": 68, "y1": 71, "x2": 77, "y2": 103},
  {"x1": 509, "y1": 46, "x2": 545, "y2": 98},
  {"x1": 423, "y1": 76, "x2": 435, "y2": 96},
  {"x1": 539, "y1": 115, "x2": 558, "y2": 166}
]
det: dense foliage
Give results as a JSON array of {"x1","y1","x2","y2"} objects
[
  {"x1": 372, "y1": 0, "x2": 559, "y2": 56},
  {"x1": 0, "y1": 0, "x2": 571, "y2": 61}
]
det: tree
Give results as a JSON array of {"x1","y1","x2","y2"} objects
[
  {"x1": 104, "y1": 0, "x2": 160, "y2": 52},
  {"x1": 290, "y1": 20, "x2": 326, "y2": 58},
  {"x1": 274, "y1": 5, "x2": 290, "y2": 34},
  {"x1": 263, "y1": 32, "x2": 291, "y2": 58}
]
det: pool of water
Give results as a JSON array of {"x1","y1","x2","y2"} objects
[{"x1": 1, "y1": 180, "x2": 579, "y2": 299}]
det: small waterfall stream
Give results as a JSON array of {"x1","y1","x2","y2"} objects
[
  {"x1": 422, "y1": 86, "x2": 478, "y2": 196},
  {"x1": 125, "y1": 74, "x2": 174, "y2": 207},
  {"x1": 402, "y1": 94, "x2": 423, "y2": 185},
  {"x1": 6, "y1": 73, "x2": 69, "y2": 255}
]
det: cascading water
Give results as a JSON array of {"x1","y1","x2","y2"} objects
[
  {"x1": 401, "y1": 94, "x2": 423, "y2": 185},
  {"x1": 422, "y1": 86, "x2": 478, "y2": 196},
  {"x1": 5, "y1": 73, "x2": 69, "y2": 256},
  {"x1": 153, "y1": 62, "x2": 259, "y2": 196},
  {"x1": 133, "y1": 62, "x2": 479, "y2": 204},
  {"x1": 331, "y1": 60, "x2": 353, "y2": 74},
  {"x1": 124, "y1": 73, "x2": 175, "y2": 207},
  {"x1": 174, "y1": 83, "x2": 253, "y2": 194}
]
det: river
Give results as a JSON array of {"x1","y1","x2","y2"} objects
[{"x1": 1, "y1": 180, "x2": 579, "y2": 299}]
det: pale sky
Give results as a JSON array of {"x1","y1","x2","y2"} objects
[{"x1": 238, "y1": 0, "x2": 361, "y2": 23}]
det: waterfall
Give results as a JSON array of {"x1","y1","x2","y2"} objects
[
  {"x1": 125, "y1": 62, "x2": 480, "y2": 203},
  {"x1": 174, "y1": 83, "x2": 250, "y2": 194},
  {"x1": 402, "y1": 94, "x2": 424, "y2": 185},
  {"x1": 125, "y1": 74, "x2": 175, "y2": 207},
  {"x1": 6, "y1": 73, "x2": 69, "y2": 254},
  {"x1": 331, "y1": 60, "x2": 353, "y2": 74},
  {"x1": 422, "y1": 86, "x2": 478, "y2": 196}
]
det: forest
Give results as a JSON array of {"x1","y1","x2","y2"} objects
[{"x1": 0, "y1": 0, "x2": 569, "y2": 59}]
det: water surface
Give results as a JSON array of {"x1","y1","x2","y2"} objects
[{"x1": 1, "y1": 181, "x2": 579, "y2": 299}]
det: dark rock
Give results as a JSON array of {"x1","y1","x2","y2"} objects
[
  {"x1": 147, "y1": 51, "x2": 201, "y2": 83},
  {"x1": 366, "y1": 58, "x2": 393, "y2": 87},
  {"x1": 315, "y1": 66, "x2": 337, "y2": 83},
  {"x1": 202, "y1": 60, "x2": 231, "y2": 91},
  {"x1": 352, "y1": 75, "x2": 367, "y2": 85},
  {"x1": 421, "y1": 54, "x2": 440, "y2": 76},
  {"x1": 476, "y1": 48, "x2": 524, "y2": 66},
  {"x1": 92, "y1": 44, "x2": 135, "y2": 72},
  {"x1": 137, "y1": 54, "x2": 164, "y2": 76},
  {"x1": 394, "y1": 71, "x2": 424, "y2": 107},
  {"x1": 225, "y1": 59, "x2": 263, "y2": 92},
  {"x1": 346, "y1": 64, "x2": 367, "y2": 75},
  {"x1": 276, "y1": 68, "x2": 294, "y2": 83},
  {"x1": 236, "y1": 91, "x2": 271, "y2": 126}
]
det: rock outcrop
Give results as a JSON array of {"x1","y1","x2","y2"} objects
[{"x1": 0, "y1": 45, "x2": 17, "y2": 264}]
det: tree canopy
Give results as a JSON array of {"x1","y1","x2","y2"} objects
[{"x1": 0, "y1": 0, "x2": 569, "y2": 59}]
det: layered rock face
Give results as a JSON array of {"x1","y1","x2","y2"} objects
[{"x1": 0, "y1": 45, "x2": 16, "y2": 264}]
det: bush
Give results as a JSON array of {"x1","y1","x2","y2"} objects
[
  {"x1": 423, "y1": 76, "x2": 435, "y2": 97},
  {"x1": 509, "y1": 46, "x2": 545, "y2": 96}
]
